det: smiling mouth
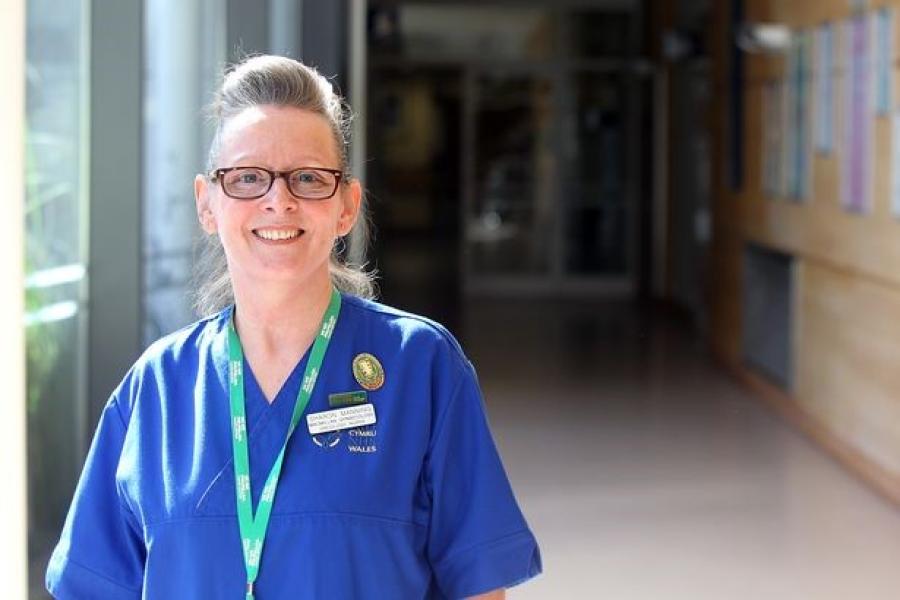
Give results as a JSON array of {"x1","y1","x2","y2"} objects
[{"x1": 253, "y1": 228, "x2": 304, "y2": 241}]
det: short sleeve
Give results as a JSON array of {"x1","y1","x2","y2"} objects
[
  {"x1": 425, "y1": 361, "x2": 542, "y2": 599},
  {"x1": 46, "y1": 399, "x2": 145, "y2": 599}
]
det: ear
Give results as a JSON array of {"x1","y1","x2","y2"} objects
[
  {"x1": 195, "y1": 173, "x2": 217, "y2": 234},
  {"x1": 336, "y1": 178, "x2": 362, "y2": 237}
]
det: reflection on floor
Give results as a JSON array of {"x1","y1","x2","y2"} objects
[{"x1": 455, "y1": 297, "x2": 900, "y2": 600}]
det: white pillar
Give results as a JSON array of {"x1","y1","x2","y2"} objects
[
  {"x1": 143, "y1": 0, "x2": 209, "y2": 339},
  {"x1": 0, "y1": 0, "x2": 28, "y2": 595},
  {"x1": 270, "y1": 0, "x2": 303, "y2": 58},
  {"x1": 348, "y1": 0, "x2": 368, "y2": 267}
]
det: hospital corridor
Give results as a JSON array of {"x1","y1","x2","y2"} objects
[
  {"x1": 459, "y1": 296, "x2": 900, "y2": 599},
  {"x1": 7, "y1": 0, "x2": 900, "y2": 598}
]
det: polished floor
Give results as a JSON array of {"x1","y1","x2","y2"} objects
[
  {"x1": 453, "y1": 298, "x2": 900, "y2": 600},
  {"x1": 31, "y1": 289, "x2": 900, "y2": 599}
]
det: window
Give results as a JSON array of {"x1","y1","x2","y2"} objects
[{"x1": 25, "y1": 0, "x2": 90, "y2": 593}]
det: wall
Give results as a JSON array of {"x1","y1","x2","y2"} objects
[{"x1": 711, "y1": 0, "x2": 900, "y2": 501}]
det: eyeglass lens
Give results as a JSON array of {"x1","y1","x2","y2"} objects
[{"x1": 222, "y1": 167, "x2": 337, "y2": 199}]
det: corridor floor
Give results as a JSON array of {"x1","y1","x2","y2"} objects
[{"x1": 458, "y1": 298, "x2": 900, "y2": 600}]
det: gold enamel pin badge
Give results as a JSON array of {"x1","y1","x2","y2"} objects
[{"x1": 352, "y1": 353, "x2": 385, "y2": 391}]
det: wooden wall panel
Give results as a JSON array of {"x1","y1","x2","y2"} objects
[
  {"x1": 710, "y1": 229, "x2": 743, "y2": 361},
  {"x1": 796, "y1": 262, "x2": 900, "y2": 475},
  {"x1": 712, "y1": 0, "x2": 900, "y2": 499},
  {"x1": 737, "y1": 68, "x2": 900, "y2": 288}
]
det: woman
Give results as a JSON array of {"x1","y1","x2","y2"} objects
[{"x1": 46, "y1": 55, "x2": 541, "y2": 599}]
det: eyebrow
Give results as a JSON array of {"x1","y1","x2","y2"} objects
[{"x1": 225, "y1": 155, "x2": 337, "y2": 168}]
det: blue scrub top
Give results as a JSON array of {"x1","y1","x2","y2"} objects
[{"x1": 46, "y1": 294, "x2": 541, "y2": 599}]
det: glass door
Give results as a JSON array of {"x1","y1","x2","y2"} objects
[
  {"x1": 464, "y1": 69, "x2": 557, "y2": 281},
  {"x1": 463, "y1": 64, "x2": 642, "y2": 294},
  {"x1": 563, "y1": 69, "x2": 637, "y2": 278}
]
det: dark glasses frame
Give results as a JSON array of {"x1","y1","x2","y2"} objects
[{"x1": 208, "y1": 166, "x2": 344, "y2": 200}]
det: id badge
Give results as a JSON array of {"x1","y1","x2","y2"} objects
[{"x1": 306, "y1": 403, "x2": 376, "y2": 435}]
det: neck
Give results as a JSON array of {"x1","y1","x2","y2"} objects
[{"x1": 231, "y1": 269, "x2": 333, "y2": 355}]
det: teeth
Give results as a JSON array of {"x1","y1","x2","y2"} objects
[{"x1": 255, "y1": 229, "x2": 301, "y2": 241}]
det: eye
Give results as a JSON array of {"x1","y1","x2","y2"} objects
[
  {"x1": 224, "y1": 168, "x2": 269, "y2": 188},
  {"x1": 220, "y1": 168, "x2": 272, "y2": 198},
  {"x1": 287, "y1": 169, "x2": 338, "y2": 198},
  {"x1": 293, "y1": 170, "x2": 327, "y2": 185}
]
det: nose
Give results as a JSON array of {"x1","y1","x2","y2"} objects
[{"x1": 262, "y1": 176, "x2": 298, "y2": 213}]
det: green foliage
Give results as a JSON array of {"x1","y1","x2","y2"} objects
[{"x1": 24, "y1": 126, "x2": 61, "y2": 414}]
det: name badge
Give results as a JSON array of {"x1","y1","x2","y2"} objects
[{"x1": 307, "y1": 403, "x2": 376, "y2": 435}]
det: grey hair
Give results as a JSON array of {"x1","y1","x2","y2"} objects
[{"x1": 194, "y1": 54, "x2": 376, "y2": 317}]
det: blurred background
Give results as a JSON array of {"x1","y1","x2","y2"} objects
[{"x1": 13, "y1": 0, "x2": 900, "y2": 597}]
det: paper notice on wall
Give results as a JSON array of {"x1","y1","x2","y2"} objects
[
  {"x1": 762, "y1": 81, "x2": 785, "y2": 198},
  {"x1": 841, "y1": 16, "x2": 873, "y2": 213},
  {"x1": 874, "y1": 8, "x2": 893, "y2": 116},
  {"x1": 786, "y1": 30, "x2": 812, "y2": 200},
  {"x1": 891, "y1": 111, "x2": 900, "y2": 217},
  {"x1": 815, "y1": 23, "x2": 835, "y2": 154}
]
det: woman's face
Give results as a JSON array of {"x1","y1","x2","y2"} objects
[{"x1": 194, "y1": 105, "x2": 360, "y2": 291}]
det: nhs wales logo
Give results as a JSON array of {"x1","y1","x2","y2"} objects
[
  {"x1": 346, "y1": 426, "x2": 377, "y2": 454},
  {"x1": 312, "y1": 427, "x2": 377, "y2": 453},
  {"x1": 312, "y1": 431, "x2": 342, "y2": 449}
]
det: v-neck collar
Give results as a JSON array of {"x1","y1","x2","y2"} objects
[
  {"x1": 241, "y1": 350, "x2": 311, "y2": 432},
  {"x1": 198, "y1": 295, "x2": 353, "y2": 515}
]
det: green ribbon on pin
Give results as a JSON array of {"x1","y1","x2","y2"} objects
[{"x1": 328, "y1": 390, "x2": 368, "y2": 408}]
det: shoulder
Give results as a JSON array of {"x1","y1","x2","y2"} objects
[
  {"x1": 111, "y1": 309, "x2": 229, "y2": 416},
  {"x1": 143, "y1": 309, "x2": 228, "y2": 360},
  {"x1": 340, "y1": 294, "x2": 472, "y2": 372},
  {"x1": 341, "y1": 295, "x2": 482, "y2": 433}
]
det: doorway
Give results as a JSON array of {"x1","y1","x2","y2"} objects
[{"x1": 365, "y1": 2, "x2": 647, "y2": 320}]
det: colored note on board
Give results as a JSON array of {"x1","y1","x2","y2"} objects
[
  {"x1": 841, "y1": 15, "x2": 873, "y2": 214},
  {"x1": 786, "y1": 30, "x2": 811, "y2": 201},
  {"x1": 762, "y1": 81, "x2": 785, "y2": 199},
  {"x1": 891, "y1": 110, "x2": 900, "y2": 217},
  {"x1": 815, "y1": 22, "x2": 835, "y2": 154},
  {"x1": 874, "y1": 8, "x2": 893, "y2": 116}
]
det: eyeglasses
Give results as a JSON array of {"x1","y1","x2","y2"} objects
[{"x1": 208, "y1": 166, "x2": 344, "y2": 200}]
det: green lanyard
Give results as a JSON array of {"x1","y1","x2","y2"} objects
[{"x1": 227, "y1": 288, "x2": 342, "y2": 600}]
